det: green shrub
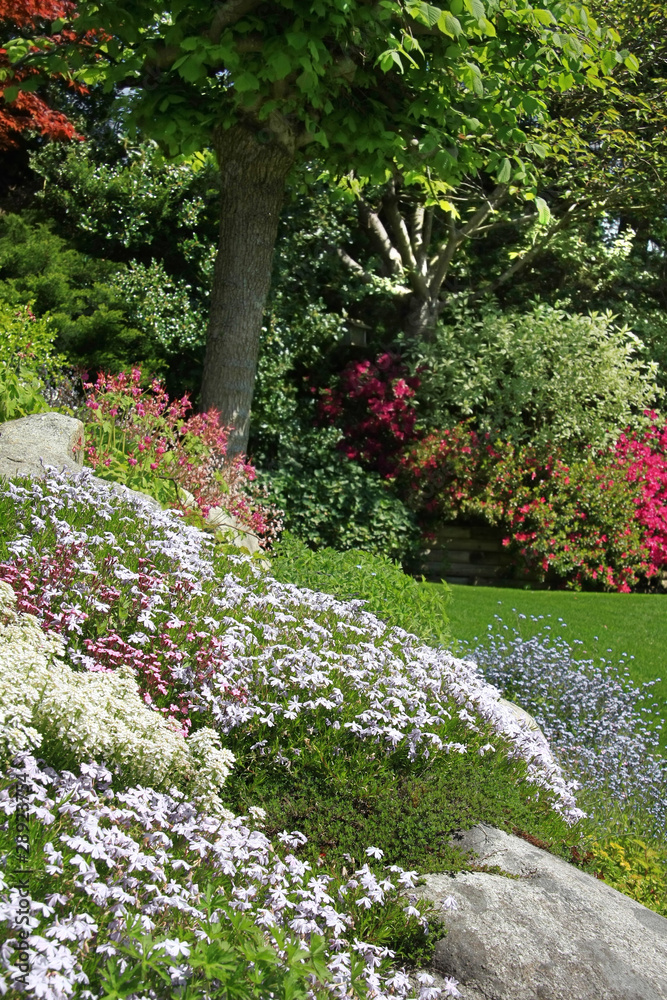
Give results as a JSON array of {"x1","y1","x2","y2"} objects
[
  {"x1": 406, "y1": 300, "x2": 661, "y2": 454},
  {"x1": 0, "y1": 214, "x2": 205, "y2": 394},
  {"x1": 580, "y1": 837, "x2": 667, "y2": 916},
  {"x1": 0, "y1": 302, "x2": 64, "y2": 421},
  {"x1": 258, "y1": 428, "x2": 421, "y2": 563},
  {"x1": 270, "y1": 532, "x2": 450, "y2": 646},
  {"x1": 225, "y1": 694, "x2": 578, "y2": 881}
]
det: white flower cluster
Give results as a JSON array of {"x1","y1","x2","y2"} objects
[
  {"x1": 0, "y1": 582, "x2": 234, "y2": 813},
  {"x1": 2, "y1": 470, "x2": 582, "y2": 820},
  {"x1": 0, "y1": 756, "x2": 461, "y2": 1000}
]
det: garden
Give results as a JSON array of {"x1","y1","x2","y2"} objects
[{"x1": 1, "y1": 0, "x2": 667, "y2": 997}]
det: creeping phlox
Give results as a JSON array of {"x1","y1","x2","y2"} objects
[
  {"x1": 0, "y1": 471, "x2": 581, "y2": 822},
  {"x1": 469, "y1": 618, "x2": 667, "y2": 838},
  {"x1": 0, "y1": 581, "x2": 234, "y2": 816},
  {"x1": 0, "y1": 756, "x2": 461, "y2": 1000}
]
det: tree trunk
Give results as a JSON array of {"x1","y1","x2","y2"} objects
[
  {"x1": 200, "y1": 121, "x2": 295, "y2": 456},
  {"x1": 403, "y1": 294, "x2": 442, "y2": 343}
]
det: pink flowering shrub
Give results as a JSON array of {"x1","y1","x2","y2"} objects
[
  {"x1": 313, "y1": 351, "x2": 667, "y2": 589},
  {"x1": 614, "y1": 414, "x2": 667, "y2": 569},
  {"x1": 83, "y1": 368, "x2": 282, "y2": 546},
  {"x1": 317, "y1": 352, "x2": 421, "y2": 477},
  {"x1": 397, "y1": 423, "x2": 666, "y2": 592}
]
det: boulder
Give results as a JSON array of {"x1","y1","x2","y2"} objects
[
  {"x1": 0, "y1": 413, "x2": 84, "y2": 480},
  {"x1": 415, "y1": 824, "x2": 667, "y2": 1000},
  {"x1": 206, "y1": 505, "x2": 261, "y2": 555}
]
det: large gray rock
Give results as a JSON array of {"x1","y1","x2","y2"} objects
[
  {"x1": 0, "y1": 412, "x2": 84, "y2": 479},
  {"x1": 415, "y1": 824, "x2": 667, "y2": 1000}
]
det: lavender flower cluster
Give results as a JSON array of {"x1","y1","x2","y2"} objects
[
  {"x1": 0, "y1": 470, "x2": 592, "y2": 999},
  {"x1": 467, "y1": 617, "x2": 667, "y2": 837},
  {"x1": 1, "y1": 471, "x2": 581, "y2": 821},
  {"x1": 0, "y1": 754, "x2": 460, "y2": 1000}
]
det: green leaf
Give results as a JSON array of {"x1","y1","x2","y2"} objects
[
  {"x1": 379, "y1": 49, "x2": 404, "y2": 72},
  {"x1": 534, "y1": 196, "x2": 550, "y2": 224},
  {"x1": 532, "y1": 8, "x2": 556, "y2": 25},
  {"x1": 2, "y1": 85, "x2": 19, "y2": 103},
  {"x1": 464, "y1": 0, "x2": 486, "y2": 19},
  {"x1": 175, "y1": 54, "x2": 207, "y2": 83},
  {"x1": 268, "y1": 50, "x2": 293, "y2": 80},
  {"x1": 624, "y1": 53, "x2": 640, "y2": 73},
  {"x1": 407, "y1": 1, "x2": 443, "y2": 28},
  {"x1": 461, "y1": 62, "x2": 483, "y2": 96},
  {"x1": 233, "y1": 71, "x2": 260, "y2": 92},
  {"x1": 478, "y1": 15, "x2": 496, "y2": 36},
  {"x1": 497, "y1": 157, "x2": 512, "y2": 183},
  {"x1": 438, "y1": 11, "x2": 462, "y2": 37}
]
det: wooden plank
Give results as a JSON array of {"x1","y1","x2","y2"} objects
[{"x1": 442, "y1": 539, "x2": 505, "y2": 554}]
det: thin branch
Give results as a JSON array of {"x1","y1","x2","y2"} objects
[
  {"x1": 428, "y1": 184, "x2": 508, "y2": 297},
  {"x1": 427, "y1": 214, "x2": 459, "y2": 298},
  {"x1": 422, "y1": 206, "x2": 434, "y2": 260},
  {"x1": 383, "y1": 183, "x2": 418, "y2": 270},
  {"x1": 410, "y1": 203, "x2": 426, "y2": 271},
  {"x1": 335, "y1": 247, "x2": 376, "y2": 284},
  {"x1": 335, "y1": 247, "x2": 412, "y2": 296},
  {"x1": 475, "y1": 201, "x2": 582, "y2": 298}
]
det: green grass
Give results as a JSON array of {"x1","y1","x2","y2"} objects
[{"x1": 438, "y1": 583, "x2": 667, "y2": 738}]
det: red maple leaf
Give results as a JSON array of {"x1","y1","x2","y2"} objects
[{"x1": 0, "y1": 0, "x2": 86, "y2": 149}]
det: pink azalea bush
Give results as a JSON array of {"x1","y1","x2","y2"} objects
[
  {"x1": 614, "y1": 414, "x2": 667, "y2": 570},
  {"x1": 83, "y1": 367, "x2": 282, "y2": 546},
  {"x1": 397, "y1": 422, "x2": 667, "y2": 592},
  {"x1": 318, "y1": 354, "x2": 667, "y2": 591},
  {"x1": 317, "y1": 353, "x2": 421, "y2": 478},
  {"x1": 315, "y1": 342, "x2": 667, "y2": 590}
]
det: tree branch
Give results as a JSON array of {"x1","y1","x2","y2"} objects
[
  {"x1": 475, "y1": 201, "x2": 582, "y2": 298},
  {"x1": 427, "y1": 184, "x2": 509, "y2": 296},
  {"x1": 410, "y1": 202, "x2": 426, "y2": 270},
  {"x1": 335, "y1": 246, "x2": 412, "y2": 296},
  {"x1": 335, "y1": 247, "x2": 376, "y2": 284},
  {"x1": 383, "y1": 183, "x2": 418, "y2": 270},
  {"x1": 427, "y1": 214, "x2": 459, "y2": 298},
  {"x1": 359, "y1": 201, "x2": 404, "y2": 276},
  {"x1": 382, "y1": 185, "x2": 431, "y2": 298}
]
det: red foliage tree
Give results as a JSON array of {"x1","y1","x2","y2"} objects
[{"x1": 0, "y1": 0, "x2": 83, "y2": 149}]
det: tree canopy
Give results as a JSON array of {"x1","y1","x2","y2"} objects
[
  {"x1": 14, "y1": 0, "x2": 629, "y2": 189},
  {"x1": 3, "y1": 0, "x2": 634, "y2": 452}
]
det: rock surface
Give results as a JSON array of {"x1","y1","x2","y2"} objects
[
  {"x1": 496, "y1": 697, "x2": 550, "y2": 749},
  {"x1": 204, "y1": 504, "x2": 261, "y2": 554},
  {"x1": 415, "y1": 824, "x2": 667, "y2": 1000},
  {"x1": 180, "y1": 487, "x2": 261, "y2": 554},
  {"x1": 0, "y1": 413, "x2": 84, "y2": 479}
]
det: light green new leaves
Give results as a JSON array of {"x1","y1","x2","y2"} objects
[
  {"x1": 6, "y1": 0, "x2": 631, "y2": 196},
  {"x1": 438, "y1": 11, "x2": 463, "y2": 37},
  {"x1": 406, "y1": 1, "x2": 443, "y2": 27}
]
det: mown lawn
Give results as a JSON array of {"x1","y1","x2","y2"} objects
[{"x1": 430, "y1": 583, "x2": 667, "y2": 742}]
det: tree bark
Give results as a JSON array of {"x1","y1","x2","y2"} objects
[
  {"x1": 402, "y1": 294, "x2": 443, "y2": 342},
  {"x1": 200, "y1": 120, "x2": 295, "y2": 456}
]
